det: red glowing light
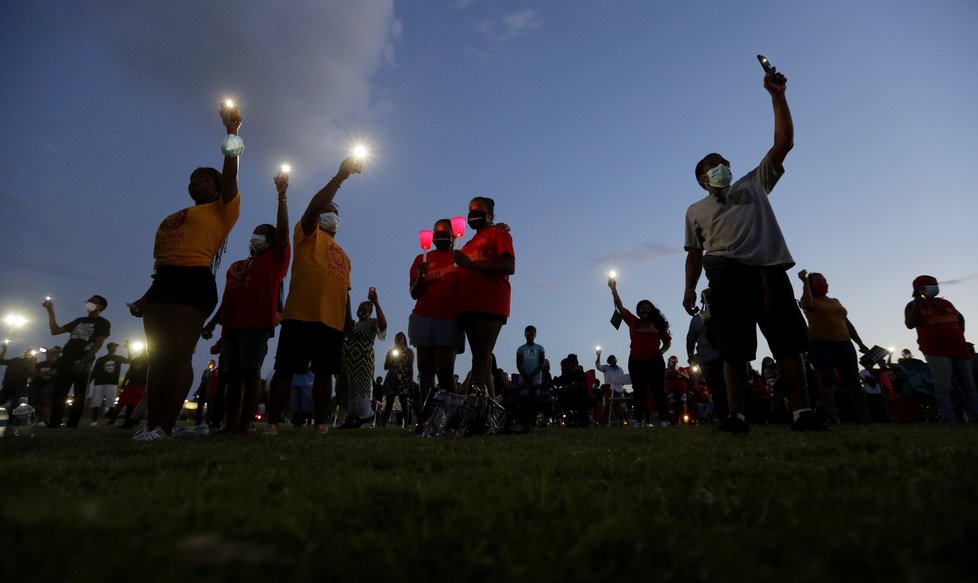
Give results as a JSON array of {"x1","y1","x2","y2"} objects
[
  {"x1": 419, "y1": 230, "x2": 434, "y2": 250},
  {"x1": 450, "y1": 216, "x2": 466, "y2": 239}
]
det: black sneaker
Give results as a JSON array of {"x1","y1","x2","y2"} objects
[
  {"x1": 790, "y1": 409, "x2": 828, "y2": 432},
  {"x1": 718, "y1": 414, "x2": 750, "y2": 434}
]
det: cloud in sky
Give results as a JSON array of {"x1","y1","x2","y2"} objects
[
  {"x1": 70, "y1": 1, "x2": 400, "y2": 151},
  {"x1": 592, "y1": 242, "x2": 683, "y2": 266},
  {"x1": 477, "y1": 9, "x2": 541, "y2": 42}
]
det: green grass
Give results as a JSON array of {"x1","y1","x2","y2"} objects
[{"x1": 2, "y1": 424, "x2": 978, "y2": 582}]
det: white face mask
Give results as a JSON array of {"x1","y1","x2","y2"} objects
[
  {"x1": 707, "y1": 164, "x2": 732, "y2": 188},
  {"x1": 319, "y1": 212, "x2": 341, "y2": 234},
  {"x1": 85, "y1": 302, "x2": 98, "y2": 313},
  {"x1": 249, "y1": 234, "x2": 268, "y2": 256}
]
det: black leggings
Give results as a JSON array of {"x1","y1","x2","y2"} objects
[{"x1": 628, "y1": 354, "x2": 667, "y2": 422}]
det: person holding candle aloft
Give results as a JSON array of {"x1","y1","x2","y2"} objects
[
  {"x1": 338, "y1": 290, "x2": 387, "y2": 429},
  {"x1": 409, "y1": 219, "x2": 464, "y2": 412},
  {"x1": 454, "y1": 197, "x2": 515, "y2": 398},
  {"x1": 682, "y1": 62, "x2": 819, "y2": 434},
  {"x1": 608, "y1": 278, "x2": 672, "y2": 427},
  {"x1": 125, "y1": 102, "x2": 242, "y2": 440},
  {"x1": 262, "y1": 156, "x2": 362, "y2": 436},
  {"x1": 201, "y1": 169, "x2": 292, "y2": 435},
  {"x1": 380, "y1": 332, "x2": 414, "y2": 427}
]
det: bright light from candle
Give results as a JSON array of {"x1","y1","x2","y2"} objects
[
  {"x1": 450, "y1": 216, "x2": 466, "y2": 239},
  {"x1": 419, "y1": 230, "x2": 434, "y2": 251},
  {"x1": 3, "y1": 314, "x2": 27, "y2": 328}
]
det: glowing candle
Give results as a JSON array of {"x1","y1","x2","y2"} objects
[
  {"x1": 450, "y1": 217, "x2": 466, "y2": 250},
  {"x1": 419, "y1": 230, "x2": 433, "y2": 263}
]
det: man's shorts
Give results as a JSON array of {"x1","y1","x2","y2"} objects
[
  {"x1": 144, "y1": 265, "x2": 219, "y2": 314},
  {"x1": 704, "y1": 261, "x2": 809, "y2": 362},
  {"x1": 274, "y1": 320, "x2": 343, "y2": 376},
  {"x1": 117, "y1": 385, "x2": 146, "y2": 407},
  {"x1": 222, "y1": 328, "x2": 272, "y2": 371},
  {"x1": 408, "y1": 313, "x2": 465, "y2": 351},
  {"x1": 89, "y1": 384, "x2": 117, "y2": 406},
  {"x1": 809, "y1": 340, "x2": 859, "y2": 373}
]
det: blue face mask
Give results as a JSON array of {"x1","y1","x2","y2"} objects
[
  {"x1": 707, "y1": 164, "x2": 732, "y2": 188},
  {"x1": 319, "y1": 212, "x2": 340, "y2": 234},
  {"x1": 221, "y1": 134, "x2": 245, "y2": 157},
  {"x1": 922, "y1": 285, "x2": 940, "y2": 298}
]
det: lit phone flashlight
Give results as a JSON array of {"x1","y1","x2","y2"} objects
[{"x1": 757, "y1": 54, "x2": 775, "y2": 74}]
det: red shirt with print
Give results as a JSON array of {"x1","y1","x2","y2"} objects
[
  {"x1": 457, "y1": 228, "x2": 515, "y2": 317},
  {"x1": 910, "y1": 298, "x2": 969, "y2": 359},
  {"x1": 218, "y1": 243, "x2": 291, "y2": 335},
  {"x1": 622, "y1": 312, "x2": 671, "y2": 360},
  {"x1": 410, "y1": 250, "x2": 460, "y2": 320}
]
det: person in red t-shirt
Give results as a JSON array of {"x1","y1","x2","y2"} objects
[
  {"x1": 454, "y1": 197, "x2": 515, "y2": 398},
  {"x1": 904, "y1": 274, "x2": 978, "y2": 423},
  {"x1": 609, "y1": 278, "x2": 672, "y2": 426},
  {"x1": 202, "y1": 171, "x2": 291, "y2": 434},
  {"x1": 409, "y1": 219, "x2": 464, "y2": 402}
]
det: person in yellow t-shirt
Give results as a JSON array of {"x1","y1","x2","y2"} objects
[
  {"x1": 263, "y1": 156, "x2": 363, "y2": 435},
  {"x1": 127, "y1": 104, "x2": 243, "y2": 439}
]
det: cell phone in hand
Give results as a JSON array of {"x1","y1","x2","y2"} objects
[{"x1": 757, "y1": 54, "x2": 775, "y2": 74}]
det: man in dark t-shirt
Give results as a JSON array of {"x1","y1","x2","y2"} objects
[
  {"x1": 89, "y1": 342, "x2": 130, "y2": 425},
  {"x1": 0, "y1": 344, "x2": 36, "y2": 408},
  {"x1": 44, "y1": 295, "x2": 111, "y2": 428}
]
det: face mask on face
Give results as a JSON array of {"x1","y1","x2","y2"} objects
[
  {"x1": 432, "y1": 234, "x2": 452, "y2": 251},
  {"x1": 707, "y1": 164, "x2": 732, "y2": 188},
  {"x1": 85, "y1": 302, "x2": 98, "y2": 313},
  {"x1": 319, "y1": 212, "x2": 341, "y2": 234},
  {"x1": 811, "y1": 282, "x2": 829, "y2": 297},
  {"x1": 467, "y1": 210, "x2": 488, "y2": 230},
  {"x1": 249, "y1": 234, "x2": 268, "y2": 256},
  {"x1": 922, "y1": 285, "x2": 940, "y2": 298}
]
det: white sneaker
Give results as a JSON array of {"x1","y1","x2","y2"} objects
[
  {"x1": 131, "y1": 426, "x2": 168, "y2": 441},
  {"x1": 90, "y1": 421, "x2": 99, "y2": 427}
]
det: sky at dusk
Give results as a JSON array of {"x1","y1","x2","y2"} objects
[{"x1": 2, "y1": 0, "x2": 977, "y2": 383}]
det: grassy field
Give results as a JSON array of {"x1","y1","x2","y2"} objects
[{"x1": 2, "y1": 423, "x2": 977, "y2": 582}]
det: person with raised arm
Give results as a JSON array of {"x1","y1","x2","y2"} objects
[{"x1": 262, "y1": 156, "x2": 362, "y2": 436}]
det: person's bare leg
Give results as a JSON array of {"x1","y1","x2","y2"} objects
[
  {"x1": 265, "y1": 371, "x2": 292, "y2": 426},
  {"x1": 843, "y1": 371, "x2": 870, "y2": 423},
  {"x1": 724, "y1": 360, "x2": 748, "y2": 415},
  {"x1": 233, "y1": 369, "x2": 261, "y2": 432},
  {"x1": 778, "y1": 354, "x2": 810, "y2": 411},
  {"x1": 463, "y1": 320, "x2": 503, "y2": 398},
  {"x1": 312, "y1": 374, "x2": 333, "y2": 427},
  {"x1": 816, "y1": 372, "x2": 840, "y2": 423},
  {"x1": 434, "y1": 347, "x2": 459, "y2": 393},
  {"x1": 144, "y1": 303, "x2": 208, "y2": 435}
]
